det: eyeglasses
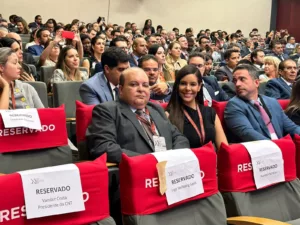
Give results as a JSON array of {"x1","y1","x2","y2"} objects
[
  {"x1": 143, "y1": 68, "x2": 159, "y2": 72},
  {"x1": 190, "y1": 64, "x2": 204, "y2": 68}
]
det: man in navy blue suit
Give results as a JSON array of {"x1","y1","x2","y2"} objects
[
  {"x1": 188, "y1": 52, "x2": 229, "y2": 106},
  {"x1": 224, "y1": 64, "x2": 300, "y2": 143},
  {"x1": 267, "y1": 41, "x2": 289, "y2": 62},
  {"x1": 265, "y1": 59, "x2": 297, "y2": 99},
  {"x1": 79, "y1": 47, "x2": 130, "y2": 105},
  {"x1": 27, "y1": 28, "x2": 50, "y2": 56},
  {"x1": 128, "y1": 37, "x2": 148, "y2": 67}
]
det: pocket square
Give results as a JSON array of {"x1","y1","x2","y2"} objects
[{"x1": 214, "y1": 91, "x2": 219, "y2": 95}]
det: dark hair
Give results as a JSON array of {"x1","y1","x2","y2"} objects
[
  {"x1": 45, "y1": 18, "x2": 57, "y2": 28},
  {"x1": 172, "y1": 27, "x2": 179, "y2": 32},
  {"x1": 279, "y1": 59, "x2": 295, "y2": 71},
  {"x1": 188, "y1": 52, "x2": 205, "y2": 64},
  {"x1": 35, "y1": 15, "x2": 41, "y2": 20},
  {"x1": 157, "y1": 25, "x2": 162, "y2": 30},
  {"x1": 204, "y1": 54, "x2": 213, "y2": 62},
  {"x1": 110, "y1": 35, "x2": 128, "y2": 47},
  {"x1": 199, "y1": 36, "x2": 209, "y2": 44},
  {"x1": 252, "y1": 28, "x2": 258, "y2": 32},
  {"x1": 185, "y1": 28, "x2": 192, "y2": 33},
  {"x1": 101, "y1": 47, "x2": 129, "y2": 70},
  {"x1": 224, "y1": 49, "x2": 240, "y2": 60},
  {"x1": 36, "y1": 28, "x2": 48, "y2": 39},
  {"x1": 54, "y1": 26, "x2": 63, "y2": 33},
  {"x1": 71, "y1": 19, "x2": 79, "y2": 26},
  {"x1": 80, "y1": 34, "x2": 90, "y2": 42},
  {"x1": 138, "y1": 54, "x2": 158, "y2": 68},
  {"x1": 0, "y1": 37, "x2": 17, "y2": 48},
  {"x1": 237, "y1": 59, "x2": 253, "y2": 65},
  {"x1": 236, "y1": 29, "x2": 242, "y2": 33},
  {"x1": 148, "y1": 44, "x2": 162, "y2": 55},
  {"x1": 9, "y1": 15, "x2": 17, "y2": 22},
  {"x1": 227, "y1": 43, "x2": 241, "y2": 50},
  {"x1": 111, "y1": 29, "x2": 120, "y2": 36},
  {"x1": 287, "y1": 36, "x2": 294, "y2": 42},
  {"x1": 271, "y1": 40, "x2": 281, "y2": 49},
  {"x1": 167, "y1": 65, "x2": 204, "y2": 132},
  {"x1": 90, "y1": 36, "x2": 105, "y2": 54},
  {"x1": 29, "y1": 28, "x2": 39, "y2": 42},
  {"x1": 250, "y1": 49, "x2": 264, "y2": 63},
  {"x1": 79, "y1": 25, "x2": 86, "y2": 33},
  {"x1": 205, "y1": 29, "x2": 210, "y2": 32},
  {"x1": 230, "y1": 33, "x2": 239, "y2": 39},
  {"x1": 16, "y1": 17, "x2": 30, "y2": 34},
  {"x1": 88, "y1": 28, "x2": 97, "y2": 34},
  {"x1": 97, "y1": 16, "x2": 104, "y2": 23},
  {"x1": 125, "y1": 22, "x2": 131, "y2": 27},
  {"x1": 233, "y1": 64, "x2": 258, "y2": 80},
  {"x1": 286, "y1": 79, "x2": 300, "y2": 114},
  {"x1": 144, "y1": 19, "x2": 152, "y2": 27}
]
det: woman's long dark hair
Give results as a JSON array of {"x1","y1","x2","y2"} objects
[
  {"x1": 167, "y1": 65, "x2": 204, "y2": 132},
  {"x1": 286, "y1": 78, "x2": 300, "y2": 114}
]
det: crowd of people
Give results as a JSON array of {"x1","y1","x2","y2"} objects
[{"x1": 0, "y1": 13, "x2": 300, "y2": 160}]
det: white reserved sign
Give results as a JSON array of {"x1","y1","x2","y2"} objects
[
  {"x1": 0, "y1": 109, "x2": 41, "y2": 130},
  {"x1": 242, "y1": 140, "x2": 285, "y2": 189},
  {"x1": 18, "y1": 164, "x2": 85, "y2": 219},
  {"x1": 152, "y1": 149, "x2": 204, "y2": 205}
]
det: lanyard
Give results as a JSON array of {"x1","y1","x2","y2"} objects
[
  {"x1": 183, "y1": 105, "x2": 206, "y2": 145},
  {"x1": 136, "y1": 108, "x2": 157, "y2": 136},
  {"x1": 10, "y1": 82, "x2": 16, "y2": 110}
]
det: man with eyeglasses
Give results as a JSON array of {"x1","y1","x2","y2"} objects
[
  {"x1": 110, "y1": 36, "x2": 129, "y2": 54},
  {"x1": 138, "y1": 55, "x2": 172, "y2": 102},
  {"x1": 199, "y1": 36, "x2": 211, "y2": 52},
  {"x1": 265, "y1": 59, "x2": 298, "y2": 99},
  {"x1": 188, "y1": 52, "x2": 229, "y2": 106}
]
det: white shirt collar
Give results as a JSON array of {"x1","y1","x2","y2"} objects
[{"x1": 281, "y1": 77, "x2": 292, "y2": 87}]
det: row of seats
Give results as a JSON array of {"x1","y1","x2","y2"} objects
[{"x1": 2, "y1": 135, "x2": 300, "y2": 224}]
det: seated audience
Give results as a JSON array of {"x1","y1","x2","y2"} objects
[
  {"x1": 259, "y1": 56, "x2": 280, "y2": 81},
  {"x1": 109, "y1": 35, "x2": 129, "y2": 54},
  {"x1": 164, "y1": 41, "x2": 187, "y2": 81},
  {"x1": 38, "y1": 35, "x2": 62, "y2": 67},
  {"x1": 285, "y1": 79, "x2": 300, "y2": 125},
  {"x1": 87, "y1": 67, "x2": 189, "y2": 163},
  {"x1": 167, "y1": 65, "x2": 228, "y2": 149},
  {"x1": 290, "y1": 44, "x2": 300, "y2": 62},
  {"x1": 50, "y1": 46, "x2": 88, "y2": 85},
  {"x1": 188, "y1": 52, "x2": 229, "y2": 105},
  {"x1": 148, "y1": 44, "x2": 168, "y2": 82},
  {"x1": 80, "y1": 34, "x2": 91, "y2": 57},
  {"x1": 82, "y1": 36, "x2": 105, "y2": 75},
  {"x1": 28, "y1": 15, "x2": 42, "y2": 30},
  {"x1": 265, "y1": 59, "x2": 297, "y2": 99},
  {"x1": 268, "y1": 40, "x2": 289, "y2": 61},
  {"x1": 16, "y1": 17, "x2": 30, "y2": 34},
  {"x1": 215, "y1": 49, "x2": 240, "y2": 81},
  {"x1": 0, "y1": 47, "x2": 43, "y2": 109},
  {"x1": 138, "y1": 55, "x2": 171, "y2": 102},
  {"x1": 224, "y1": 64, "x2": 300, "y2": 143},
  {"x1": 79, "y1": 47, "x2": 129, "y2": 105},
  {"x1": 250, "y1": 49, "x2": 265, "y2": 70},
  {"x1": 203, "y1": 54, "x2": 213, "y2": 76}
]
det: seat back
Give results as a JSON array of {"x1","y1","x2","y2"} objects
[
  {"x1": 258, "y1": 81, "x2": 267, "y2": 95},
  {"x1": 218, "y1": 81, "x2": 236, "y2": 98},
  {"x1": 218, "y1": 137, "x2": 299, "y2": 222},
  {"x1": 27, "y1": 64, "x2": 37, "y2": 78},
  {"x1": 211, "y1": 100, "x2": 228, "y2": 127},
  {"x1": 278, "y1": 99, "x2": 290, "y2": 110},
  {"x1": 25, "y1": 81, "x2": 48, "y2": 107},
  {"x1": 20, "y1": 34, "x2": 30, "y2": 43},
  {"x1": 76, "y1": 101, "x2": 95, "y2": 160},
  {"x1": 120, "y1": 143, "x2": 227, "y2": 225},
  {"x1": 53, "y1": 81, "x2": 83, "y2": 118},
  {"x1": 40, "y1": 65, "x2": 55, "y2": 83},
  {"x1": 0, "y1": 158, "x2": 116, "y2": 225},
  {"x1": 32, "y1": 55, "x2": 40, "y2": 65}
]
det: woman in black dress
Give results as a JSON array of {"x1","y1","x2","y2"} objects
[{"x1": 166, "y1": 65, "x2": 228, "y2": 149}]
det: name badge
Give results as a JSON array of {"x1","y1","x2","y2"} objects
[{"x1": 153, "y1": 136, "x2": 167, "y2": 152}]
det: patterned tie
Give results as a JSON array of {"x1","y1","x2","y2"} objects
[
  {"x1": 135, "y1": 109, "x2": 155, "y2": 142},
  {"x1": 114, "y1": 87, "x2": 119, "y2": 101},
  {"x1": 254, "y1": 101, "x2": 278, "y2": 140}
]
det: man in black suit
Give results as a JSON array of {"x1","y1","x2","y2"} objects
[
  {"x1": 28, "y1": 15, "x2": 42, "y2": 30},
  {"x1": 129, "y1": 37, "x2": 148, "y2": 67},
  {"x1": 241, "y1": 38, "x2": 254, "y2": 58},
  {"x1": 215, "y1": 49, "x2": 240, "y2": 81},
  {"x1": 268, "y1": 41, "x2": 289, "y2": 62},
  {"x1": 87, "y1": 67, "x2": 189, "y2": 163},
  {"x1": 188, "y1": 52, "x2": 229, "y2": 106},
  {"x1": 178, "y1": 35, "x2": 189, "y2": 60}
]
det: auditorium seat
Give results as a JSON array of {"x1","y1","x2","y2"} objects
[
  {"x1": 218, "y1": 81, "x2": 236, "y2": 98},
  {"x1": 40, "y1": 65, "x2": 55, "y2": 83},
  {"x1": 258, "y1": 81, "x2": 267, "y2": 95},
  {"x1": 218, "y1": 136, "x2": 300, "y2": 224},
  {"x1": 212, "y1": 100, "x2": 227, "y2": 127},
  {"x1": 25, "y1": 81, "x2": 49, "y2": 107},
  {"x1": 278, "y1": 99, "x2": 290, "y2": 110},
  {"x1": 19, "y1": 34, "x2": 30, "y2": 43}
]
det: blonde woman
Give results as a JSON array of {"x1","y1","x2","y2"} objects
[
  {"x1": 259, "y1": 56, "x2": 281, "y2": 82},
  {"x1": 164, "y1": 41, "x2": 187, "y2": 81},
  {"x1": 50, "y1": 46, "x2": 88, "y2": 86}
]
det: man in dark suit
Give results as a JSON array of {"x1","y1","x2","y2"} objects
[
  {"x1": 87, "y1": 67, "x2": 189, "y2": 163},
  {"x1": 188, "y1": 52, "x2": 229, "y2": 106},
  {"x1": 28, "y1": 28, "x2": 50, "y2": 56},
  {"x1": 267, "y1": 41, "x2": 289, "y2": 62},
  {"x1": 224, "y1": 64, "x2": 300, "y2": 143},
  {"x1": 28, "y1": 15, "x2": 42, "y2": 30},
  {"x1": 80, "y1": 47, "x2": 130, "y2": 105},
  {"x1": 215, "y1": 49, "x2": 240, "y2": 82},
  {"x1": 177, "y1": 35, "x2": 189, "y2": 60},
  {"x1": 265, "y1": 59, "x2": 297, "y2": 99},
  {"x1": 240, "y1": 38, "x2": 254, "y2": 58},
  {"x1": 129, "y1": 37, "x2": 148, "y2": 67},
  {"x1": 138, "y1": 55, "x2": 172, "y2": 102}
]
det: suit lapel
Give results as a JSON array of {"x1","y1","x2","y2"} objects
[
  {"x1": 99, "y1": 73, "x2": 113, "y2": 101},
  {"x1": 147, "y1": 105, "x2": 166, "y2": 136},
  {"x1": 278, "y1": 78, "x2": 291, "y2": 94},
  {"x1": 245, "y1": 100, "x2": 271, "y2": 138},
  {"x1": 119, "y1": 101, "x2": 154, "y2": 151},
  {"x1": 225, "y1": 66, "x2": 233, "y2": 81}
]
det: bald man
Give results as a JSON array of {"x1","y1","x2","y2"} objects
[
  {"x1": 129, "y1": 37, "x2": 148, "y2": 67},
  {"x1": 87, "y1": 67, "x2": 189, "y2": 163}
]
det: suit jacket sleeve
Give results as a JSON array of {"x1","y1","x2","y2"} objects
[
  {"x1": 27, "y1": 46, "x2": 37, "y2": 56},
  {"x1": 87, "y1": 104, "x2": 141, "y2": 163},
  {"x1": 225, "y1": 100, "x2": 269, "y2": 141},
  {"x1": 79, "y1": 82, "x2": 101, "y2": 105},
  {"x1": 215, "y1": 68, "x2": 226, "y2": 81},
  {"x1": 211, "y1": 79, "x2": 230, "y2": 101},
  {"x1": 265, "y1": 80, "x2": 282, "y2": 99}
]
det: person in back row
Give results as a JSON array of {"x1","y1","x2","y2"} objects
[
  {"x1": 215, "y1": 49, "x2": 240, "y2": 82},
  {"x1": 167, "y1": 65, "x2": 228, "y2": 149},
  {"x1": 265, "y1": 59, "x2": 297, "y2": 99},
  {"x1": 87, "y1": 67, "x2": 189, "y2": 163},
  {"x1": 79, "y1": 47, "x2": 130, "y2": 105},
  {"x1": 224, "y1": 64, "x2": 300, "y2": 143}
]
